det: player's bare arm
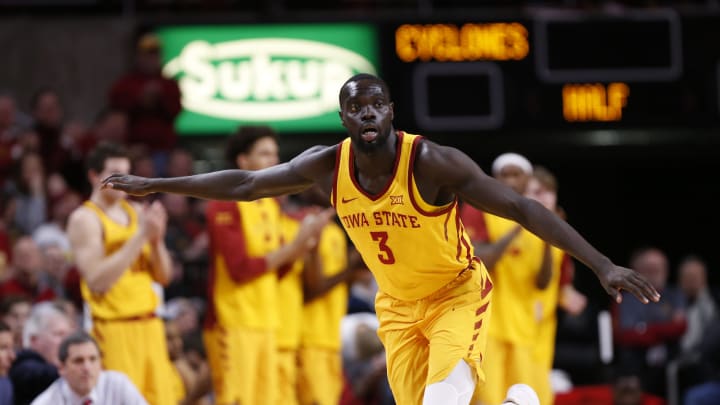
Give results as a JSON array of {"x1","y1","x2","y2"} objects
[
  {"x1": 102, "y1": 145, "x2": 338, "y2": 200},
  {"x1": 267, "y1": 208, "x2": 334, "y2": 271},
  {"x1": 303, "y1": 240, "x2": 361, "y2": 303},
  {"x1": 67, "y1": 206, "x2": 151, "y2": 294},
  {"x1": 414, "y1": 140, "x2": 660, "y2": 304},
  {"x1": 473, "y1": 225, "x2": 522, "y2": 271},
  {"x1": 535, "y1": 244, "x2": 554, "y2": 290}
]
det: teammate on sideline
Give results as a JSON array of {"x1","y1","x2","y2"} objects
[
  {"x1": 67, "y1": 142, "x2": 176, "y2": 405},
  {"x1": 103, "y1": 73, "x2": 660, "y2": 405}
]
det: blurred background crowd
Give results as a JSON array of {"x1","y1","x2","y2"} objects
[{"x1": 1, "y1": 0, "x2": 719, "y2": 405}]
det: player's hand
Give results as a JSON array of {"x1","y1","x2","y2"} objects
[
  {"x1": 559, "y1": 285, "x2": 587, "y2": 316},
  {"x1": 296, "y1": 208, "x2": 335, "y2": 250},
  {"x1": 140, "y1": 201, "x2": 167, "y2": 243},
  {"x1": 102, "y1": 174, "x2": 155, "y2": 196},
  {"x1": 598, "y1": 265, "x2": 661, "y2": 304}
]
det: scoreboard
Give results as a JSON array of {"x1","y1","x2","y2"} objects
[{"x1": 378, "y1": 9, "x2": 720, "y2": 133}]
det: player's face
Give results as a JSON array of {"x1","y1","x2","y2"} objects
[
  {"x1": 339, "y1": 79, "x2": 394, "y2": 153},
  {"x1": 60, "y1": 342, "x2": 102, "y2": 396},
  {"x1": 496, "y1": 165, "x2": 530, "y2": 194},
  {"x1": 526, "y1": 177, "x2": 557, "y2": 211},
  {"x1": 95, "y1": 157, "x2": 131, "y2": 200},
  {"x1": 0, "y1": 331, "x2": 15, "y2": 376},
  {"x1": 239, "y1": 136, "x2": 279, "y2": 171}
]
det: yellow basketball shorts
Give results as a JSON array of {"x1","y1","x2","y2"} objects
[
  {"x1": 203, "y1": 326, "x2": 278, "y2": 405},
  {"x1": 297, "y1": 346, "x2": 343, "y2": 405},
  {"x1": 91, "y1": 315, "x2": 176, "y2": 405},
  {"x1": 277, "y1": 348, "x2": 299, "y2": 405},
  {"x1": 375, "y1": 264, "x2": 493, "y2": 405}
]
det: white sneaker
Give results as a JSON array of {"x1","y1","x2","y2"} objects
[{"x1": 501, "y1": 384, "x2": 540, "y2": 405}]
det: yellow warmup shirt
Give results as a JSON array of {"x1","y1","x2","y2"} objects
[
  {"x1": 301, "y1": 221, "x2": 348, "y2": 349},
  {"x1": 277, "y1": 214, "x2": 305, "y2": 349},
  {"x1": 483, "y1": 213, "x2": 546, "y2": 345},
  {"x1": 207, "y1": 198, "x2": 282, "y2": 329},
  {"x1": 533, "y1": 247, "x2": 567, "y2": 368},
  {"x1": 81, "y1": 200, "x2": 157, "y2": 319}
]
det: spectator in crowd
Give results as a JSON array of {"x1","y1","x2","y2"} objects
[
  {"x1": 0, "y1": 237, "x2": 56, "y2": 302},
  {"x1": 160, "y1": 193, "x2": 206, "y2": 263},
  {"x1": 555, "y1": 370, "x2": 665, "y2": 405},
  {"x1": 33, "y1": 190, "x2": 81, "y2": 254},
  {"x1": 179, "y1": 330, "x2": 212, "y2": 405},
  {"x1": 66, "y1": 141, "x2": 176, "y2": 405},
  {"x1": 0, "y1": 225, "x2": 9, "y2": 282},
  {"x1": 3, "y1": 152, "x2": 47, "y2": 236},
  {"x1": 0, "y1": 321, "x2": 15, "y2": 405},
  {"x1": 9, "y1": 301, "x2": 73, "y2": 404},
  {"x1": 165, "y1": 319, "x2": 193, "y2": 405},
  {"x1": 164, "y1": 297, "x2": 201, "y2": 338},
  {"x1": 0, "y1": 296, "x2": 31, "y2": 350},
  {"x1": 683, "y1": 313, "x2": 720, "y2": 405},
  {"x1": 31, "y1": 332, "x2": 148, "y2": 405},
  {"x1": 75, "y1": 108, "x2": 129, "y2": 161},
  {"x1": 677, "y1": 255, "x2": 717, "y2": 353},
  {"x1": 108, "y1": 32, "x2": 182, "y2": 175},
  {"x1": 341, "y1": 313, "x2": 393, "y2": 405},
  {"x1": 0, "y1": 92, "x2": 32, "y2": 187},
  {"x1": 614, "y1": 246, "x2": 687, "y2": 397},
  {"x1": 347, "y1": 264, "x2": 377, "y2": 314},
  {"x1": 30, "y1": 88, "x2": 86, "y2": 189},
  {"x1": 166, "y1": 147, "x2": 195, "y2": 178}
]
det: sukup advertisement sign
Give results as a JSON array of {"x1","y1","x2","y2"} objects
[{"x1": 158, "y1": 24, "x2": 379, "y2": 135}]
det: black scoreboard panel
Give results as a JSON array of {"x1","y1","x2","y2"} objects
[{"x1": 378, "y1": 10, "x2": 720, "y2": 133}]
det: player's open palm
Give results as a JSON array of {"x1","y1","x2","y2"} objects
[
  {"x1": 140, "y1": 201, "x2": 167, "y2": 243},
  {"x1": 598, "y1": 265, "x2": 660, "y2": 304},
  {"x1": 297, "y1": 208, "x2": 336, "y2": 250}
]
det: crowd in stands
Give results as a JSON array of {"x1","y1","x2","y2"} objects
[{"x1": 0, "y1": 31, "x2": 718, "y2": 405}]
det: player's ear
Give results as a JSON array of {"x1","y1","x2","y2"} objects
[{"x1": 339, "y1": 110, "x2": 347, "y2": 127}]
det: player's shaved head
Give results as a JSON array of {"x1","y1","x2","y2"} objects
[{"x1": 339, "y1": 73, "x2": 391, "y2": 106}]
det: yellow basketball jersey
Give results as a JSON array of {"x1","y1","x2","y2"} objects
[
  {"x1": 301, "y1": 221, "x2": 348, "y2": 349},
  {"x1": 212, "y1": 199, "x2": 281, "y2": 329},
  {"x1": 332, "y1": 132, "x2": 475, "y2": 301},
  {"x1": 276, "y1": 214, "x2": 304, "y2": 349},
  {"x1": 80, "y1": 200, "x2": 158, "y2": 319},
  {"x1": 533, "y1": 247, "x2": 566, "y2": 369},
  {"x1": 483, "y1": 213, "x2": 546, "y2": 345}
]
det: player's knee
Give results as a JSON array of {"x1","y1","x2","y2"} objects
[
  {"x1": 423, "y1": 360, "x2": 476, "y2": 405},
  {"x1": 423, "y1": 381, "x2": 459, "y2": 405}
]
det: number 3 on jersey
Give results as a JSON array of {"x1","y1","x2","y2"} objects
[{"x1": 370, "y1": 231, "x2": 396, "y2": 264}]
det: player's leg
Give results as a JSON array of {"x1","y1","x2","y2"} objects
[
  {"x1": 91, "y1": 320, "x2": 145, "y2": 391},
  {"x1": 424, "y1": 268, "x2": 492, "y2": 405},
  {"x1": 143, "y1": 317, "x2": 178, "y2": 405},
  {"x1": 277, "y1": 348, "x2": 299, "y2": 405},
  {"x1": 423, "y1": 359, "x2": 476, "y2": 405},
  {"x1": 249, "y1": 328, "x2": 278, "y2": 405},
  {"x1": 203, "y1": 326, "x2": 244, "y2": 405},
  {"x1": 375, "y1": 291, "x2": 429, "y2": 405},
  {"x1": 297, "y1": 346, "x2": 343, "y2": 405},
  {"x1": 475, "y1": 336, "x2": 510, "y2": 405}
]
